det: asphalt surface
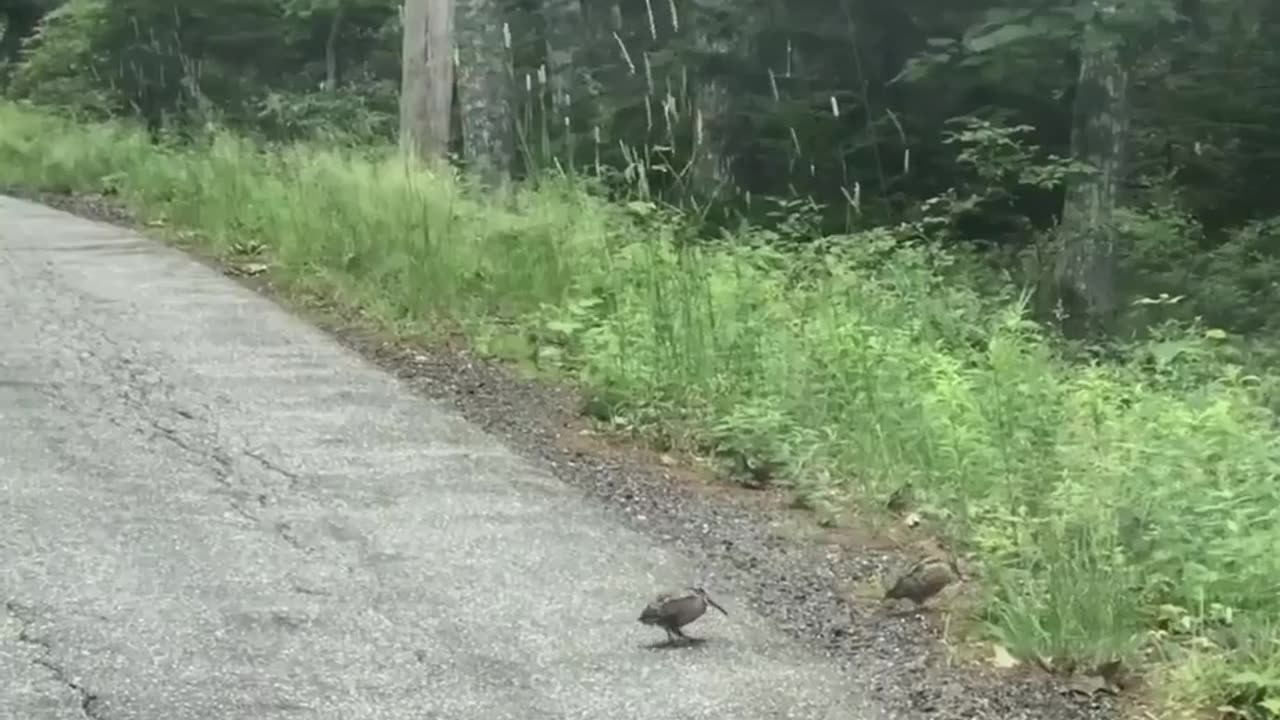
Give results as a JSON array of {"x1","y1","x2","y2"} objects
[{"x1": 0, "y1": 194, "x2": 886, "y2": 719}]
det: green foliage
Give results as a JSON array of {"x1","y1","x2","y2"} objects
[
  {"x1": 4, "y1": 102, "x2": 1280, "y2": 717},
  {"x1": 1119, "y1": 208, "x2": 1280, "y2": 337},
  {"x1": 911, "y1": 117, "x2": 1093, "y2": 245},
  {"x1": 253, "y1": 83, "x2": 397, "y2": 144},
  {"x1": 4, "y1": 0, "x2": 118, "y2": 119},
  {"x1": 6, "y1": 0, "x2": 398, "y2": 139},
  {"x1": 6, "y1": 0, "x2": 1280, "y2": 257}
]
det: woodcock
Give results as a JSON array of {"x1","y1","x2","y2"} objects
[
  {"x1": 883, "y1": 554, "x2": 963, "y2": 608},
  {"x1": 638, "y1": 586, "x2": 728, "y2": 643}
]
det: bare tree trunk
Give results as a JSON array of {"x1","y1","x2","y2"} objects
[
  {"x1": 688, "y1": 3, "x2": 735, "y2": 200},
  {"x1": 1054, "y1": 19, "x2": 1131, "y2": 337},
  {"x1": 577, "y1": 0, "x2": 622, "y2": 134},
  {"x1": 455, "y1": 0, "x2": 514, "y2": 187},
  {"x1": 691, "y1": 34, "x2": 733, "y2": 197},
  {"x1": 579, "y1": 0, "x2": 621, "y2": 32},
  {"x1": 540, "y1": 0, "x2": 584, "y2": 118},
  {"x1": 324, "y1": 2, "x2": 345, "y2": 92},
  {"x1": 400, "y1": 0, "x2": 454, "y2": 162},
  {"x1": 425, "y1": 0, "x2": 456, "y2": 157},
  {"x1": 1, "y1": 3, "x2": 42, "y2": 66},
  {"x1": 401, "y1": 0, "x2": 432, "y2": 159}
]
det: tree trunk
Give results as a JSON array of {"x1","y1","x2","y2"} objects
[
  {"x1": 325, "y1": 2, "x2": 345, "y2": 92},
  {"x1": 401, "y1": 0, "x2": 454, "y2": 162},
  {"x1": 577, "y1": 0, "x2": 622, "y2": 138},
  {"x1": 691, "y1": 33, "x2": 733, "y2": 198},
  {"x1": 455, "y1": 0, "x2": 514, "y2": 186},
  {"x1": 425, "y1": 0, "x2": 456, "y2": 158},
  {"x1": 401, "y1": 0, "x2": 432, "y2": 159},
  {"x1": 1, "y1": 3, "x2": 42, "y2": 65},
  {"x1": 540, "y1": 0, "x2": 584, "y2": 119},
  {"x1": 1054, "y1": 19, "x2": 1131, "y2": 337},
  {"x1": 688, "y1": 3, "x2": 736, "y2": 200}
]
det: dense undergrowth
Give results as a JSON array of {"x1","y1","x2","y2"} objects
[{"x1": 2, "y1": 101, "x2": 1279, "y2": 719}]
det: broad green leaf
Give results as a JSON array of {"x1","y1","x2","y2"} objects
[
  {"x1": 965, "y1": 23, "x2": 1038, "y2": 53},
  {"x1": 1226, "y1": 671, "x2": 1271, "y2": 687}
]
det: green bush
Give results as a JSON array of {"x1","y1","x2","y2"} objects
[
  {"x1": 2, "y1": 101, "x2": 1278, "y2": 718},
  {"x1": 1118, "y1": 204, "x2": 1280, "y2": 337}
]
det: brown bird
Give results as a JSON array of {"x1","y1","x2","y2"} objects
[
  {"x1": 883, "y1": 554, "x2": 962, "y2": 609},
  {"x1": 886, "y1": 482, "x2": 914, "y2": 514},
  {"x1": 638, "y1": 586, "x2": 728, "y2": 642}
]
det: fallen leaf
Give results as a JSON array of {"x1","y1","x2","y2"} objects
[
  {"x1": 989, "y1": 643, "x2": 1021, "y2": 669},
  {"x1": 903, "y1": 511, "x2": 922, "y2": 528},
  {"x1": 225, "y1": 261, "x2": 270, "y2": 277}
]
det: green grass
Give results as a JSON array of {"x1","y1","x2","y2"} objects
[{"x1": 3, "y1": 100, "x2": 1279, "y2": 718}]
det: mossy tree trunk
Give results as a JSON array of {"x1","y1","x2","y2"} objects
[
  {"x1": 1054, "y1": 18, "x2": 1132, "y2": 338},
  {"x1": 455, "y1": 0, "x2": 513, "y2": 187}
]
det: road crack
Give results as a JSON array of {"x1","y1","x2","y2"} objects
[
  {"x1": 5, "y1": 601, "x2": 103, "y2": 719},
  {"x1": 27, "y1": 308, "x2": 314, "y2": 556}
]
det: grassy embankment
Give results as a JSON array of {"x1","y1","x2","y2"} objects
[{"x1": 2, "y1": 100, "x2": 1278, "y2": 718}]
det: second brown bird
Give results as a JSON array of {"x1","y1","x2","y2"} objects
[
  {"x1": 638, "y1": 586, "x2": 728, "y2": 643},
  {"x1": 883, "y1": 554, "x2": 962, "y2": 608}
]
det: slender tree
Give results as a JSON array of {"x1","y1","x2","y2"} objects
[
  {"x1": 1053, "y1": 12, "x2": 1131, "y2": 335},
  {"x1": 400, "y1": 0, "x2": 454, "y2": 161},
  {"x1": 0, "y1": 0, "x2": 49, "y2": 68},
  {"x1": 324, "y1": 0, "x2": 344, "y2": 91},
  {"x1": 455, "y1": 0, "x2": 513, "y2": 186},
  {"x1": 425, "y1": 0, "x2": 455, "y2": 157},
  {"x1": 401, "y1": 0, "x2": 432, "y2": 158}
]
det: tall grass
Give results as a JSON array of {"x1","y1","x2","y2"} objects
[{"x1": 2, "y1": 101, "x2": 1279, "y2": 718}]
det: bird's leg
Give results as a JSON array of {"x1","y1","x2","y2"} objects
[{"x1": 672, "y1": 626, "x2": 692, "y2": 643}]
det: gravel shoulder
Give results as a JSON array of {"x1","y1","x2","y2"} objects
[{"x1": 3, "y1": 189, "x2": 1123, "y2": 720}]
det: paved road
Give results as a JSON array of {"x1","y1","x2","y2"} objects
[{"x1": 0, "y1": 195, "x2": 881, "y2": 720}]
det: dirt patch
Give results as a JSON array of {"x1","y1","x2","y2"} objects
[{"x1": 10, "y1": 188, "x2": 1126, "y2": 720}]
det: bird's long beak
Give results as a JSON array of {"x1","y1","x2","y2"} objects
[{"x1": 706, "y1": 596, "x2": 728, "y2": 616}]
